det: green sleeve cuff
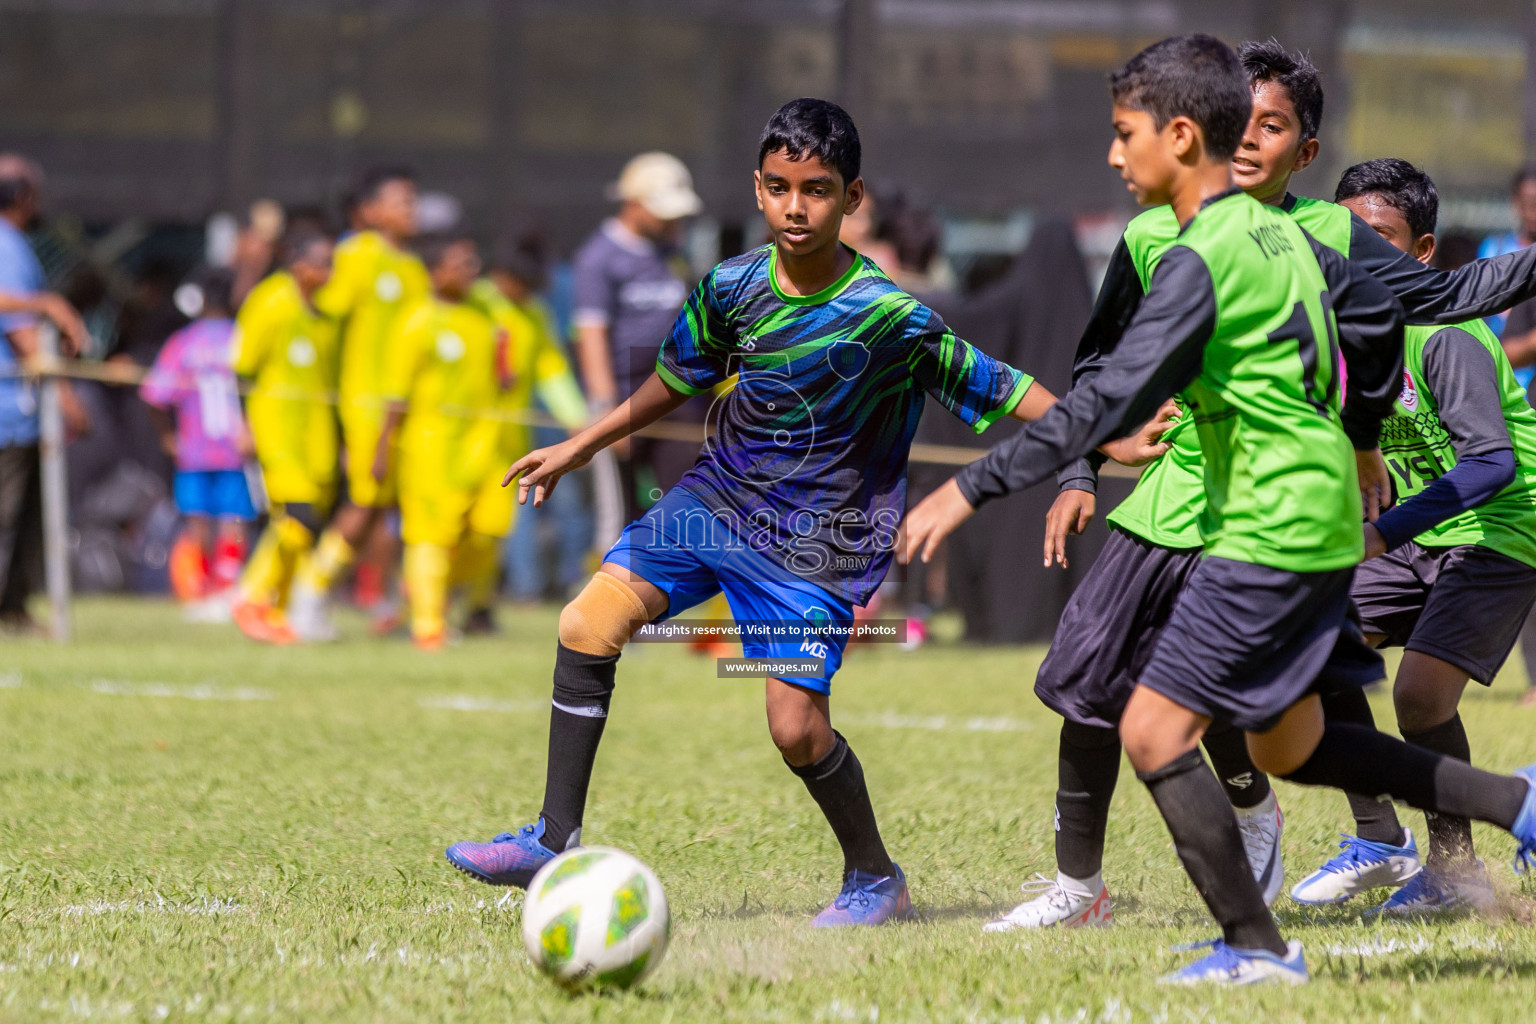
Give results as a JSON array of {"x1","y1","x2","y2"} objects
[
  {"x1": 972, "y1": 373, "x2": 1034, "y2": 435},
  {"x1": 655, "y1": 361, "x2": 712, "y2": 396}
]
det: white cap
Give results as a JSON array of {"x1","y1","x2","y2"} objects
[{"x1": 611, "y1": 152, "x2": 703, "y2": 221}]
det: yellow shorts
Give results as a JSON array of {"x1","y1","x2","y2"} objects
[
  {"x1": 341, "y1": 408, "x2": 397, "y2": 508},
  {"x1": 468, "y1": 470, "x2": 518, "y2": 540},
  {"x1": 258, "y1": 459, "x2": 334, "y2": 509}
]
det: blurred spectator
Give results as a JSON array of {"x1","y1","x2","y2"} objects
[
  {"x1": 492, "y1": 239, "x2": 594, "y2": 602},
  {"x1": 1478, "y1": 165, "x2": 1536, "y2": 339},
  {"x1": 229, "y1": 199, "x2": 285, "y2": 307},
  {"x1": 572, "y1": 152, "x2": 701, "y2": 519},
  {"x1": 0, "y1": 153, "x2": 89, "y2": 632},
  {"x1": 839, "y1": 188, "x2": 900, "y2": 273},
  {"x1": 139, "y1": 266, "x2": 252, "y2": 608}
]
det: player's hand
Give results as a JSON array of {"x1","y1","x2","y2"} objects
[
  {"x1": 370, "y1": 443, "x2": 390, "y2": 484},
  {"x1": 896, "y1": 478, "x2": 975, "y2": 566},
  {"x1": 1099, "y1": 399, "x2": 1179, "y2": 466},
  {"x1": 1356, "y1": 447, "x2": 1394, "y2": 522},
  {"x1": 1362, "y1": 522, "x2": 1388, "y2": 561},
  {"x1": 1043, "y1": 488, "x2": 1094, "y2": 569},
  {"x1": 37, "y1": 293, "x2": 89, "y2": 356},
  {"x1": 504, "y1": 438, "x2": 592, "y2": 507}
]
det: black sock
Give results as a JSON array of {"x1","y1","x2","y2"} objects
[
  {"x1": 1319, "y1": 687, "x2": 1406, "y2": 845},
  {"x1": 1201, "y1": 720, "x2": 1271, "y2": 810},
  {"x1": 788, "y1": 731, "x2": 895, "y2": 877},
  {"x1": 1138, "y1": 749, "x2": 1285, "y2": 955},
  {"x1": 538, "y1": 643, "x2": 618, "y2": 850},
  {"x1": 1282, "y1": 723, "x2": 1528, "y2": 830},
  {"x1": 1401, "y1": 715, "x2": 1476, "y2": 869},
  {"x1": 1055, "y1": 721, "x2": 1121, "y2": 880}
]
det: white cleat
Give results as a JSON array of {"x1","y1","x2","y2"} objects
[
  {"x1": 983, "y1": 873, "x2": 1113, "y2": 932},
  {"x1": 1289, "y1": 829, "x2": 1421, "y2": 905},
  {"x1": 287, "y1": 580, "x2": 337, "y2": 643},
  {"x1": 1235, "y1": 791, "x2": 1285, "y2": 907}
]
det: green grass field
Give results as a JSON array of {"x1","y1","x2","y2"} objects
[{"x1": 2, "y1": 597, "x2": 1536, "y2": 1021}]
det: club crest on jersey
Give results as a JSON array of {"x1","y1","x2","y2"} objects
[
  {"x1": 1398, "y1": 369, "x2": 1420, "y2": 412},
  {"x1": 827, "y1": 339, "x2": 870, "y2": 381}
]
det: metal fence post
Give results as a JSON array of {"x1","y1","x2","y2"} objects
[{"x1": 36, "y1": 323, "x2": 70, "y2": 642}]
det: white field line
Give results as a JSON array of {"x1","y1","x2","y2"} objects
[
  {"x1": 841, "y1": 711, "x2": 1032, "y2": 733},
  {"x1": 56, "y1": 897, "x2": 246, "y2": 918},
  {"x1": 417, "y1": 695, "x2": 547, "y2": 714},
  {"x1": 0, "y1": 671, "x2": 21, "y2": 688},
  {"x1": 84, "y1": 679, "x2": 272, "y2": 702},
  {"x1": 1324, "y1": 933, "x2": 1502, "y2": 957}
]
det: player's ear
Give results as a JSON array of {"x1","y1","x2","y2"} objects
[
  {"x1": 843, "y1": 177, "x2": 865, "y2": 217},
  {"x1": 1413, "y1": 232, "x2": 1437, "y2": 266},
  {"x1": 1167, "y1": 116, "x2": 1198, "y2": 160},
  {"x1": 1292, "y1": 137, "x2": 1320, "y2": 174},
  {"x1": 753, "y1": 169, "x2": 765, "y2": 212}
]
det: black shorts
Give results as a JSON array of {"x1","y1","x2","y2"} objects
[
  {"x1": 1140, "y1": 557, "x2": 1386, "y2": 733},
  {"x1": 1034, "y1": 528, "x2": 1204, "y2": 729},
  {"x1": 1352, "y1": 542, "x2": 1536, "y2": 685}
]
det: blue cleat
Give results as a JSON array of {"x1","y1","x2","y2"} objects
[
  {"x1": 1289, "y1": 830, "x2": 1421, "y2": 905},
  {"x1": 1365, "y1": 862, "x2": 1492, "y2": 919},
  {"x1": 1160, "y1": 938, "x2": 1308, "y2": 986},
  {"x1": 812, "y1": 864, "x2": 915, "y2": 927},
  {"x1": 444, "y1": 819, "x2": 563, "y2": 888},
  {"x1": 1512, "y1": 763, "x2": 1536, "y2": 874}
]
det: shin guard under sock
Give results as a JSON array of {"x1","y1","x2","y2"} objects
[
  {"x1": 787, "y1": 731, "x2": 895, "y2": 877},
  {"x1": 1319, "y1": 687, "x2": 1407, "y2": 846},
  {"x1": 1201, "y1": 720, "x2": 1271, "y2": 810},
  {"x1": 1281, "y1": 723, "x2": 1527, "y2": 831},
  {"x1": 539, "y1": 643, "x2": 618, "y2": 850},
  {"x1": 1138, "y1": 749, "x2": 1285, "y2": 955},
  {"x1": 1055, "y1": 721, "x2": 1121, "y2": 880},
  {"x1": 1401, "y1": 714, "x2": 1475, "y2": 868}
]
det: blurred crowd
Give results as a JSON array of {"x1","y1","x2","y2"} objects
[{"x1": 0, "y1": 149, "x2": 949, "y2": 649}]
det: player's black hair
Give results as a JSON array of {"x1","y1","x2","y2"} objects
[
  {"x1": 757, "y1": 98, "x2": 861, "y2": 186},
  {"x1": 415, "y1": 230, "x2": 476, "y2": 271},
  {"x1": 188, "y1": 265, "x2": 235, "y2": 316},
  {"x1": 278, "y1": 224, "x2": 332, "y2": 268},
  {"x1": 1334, "y1": 158, "x2": 1439, "y2": 239},
  {"x1": 490, "y1": 235, "x2": 547, "y2": 288},
  {"x1": 0, "y1": 175, "x2": 33, "y2": 212},
  {"x1": 351, "y1": 164, "x2": 416, "y2": 205},
  {"x1": 1238, "y1": 39, "x2": 1324, "y2": 143},
  {"x1": 1109, "y1": 34, "x2": 1251, "y2": 160},
  {"x1": 1512, "y1": 165, "x2": 1536, "y2": 194}
]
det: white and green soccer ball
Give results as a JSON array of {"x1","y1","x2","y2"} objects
[{"x1": 521, "y1": 846, "x2": 670, "y2": 992}]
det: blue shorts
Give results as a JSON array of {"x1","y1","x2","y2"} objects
[
  {"x1": 174, "y1": 469, "x2": 256, "y2": 521},
  {"x1": 603, "y1": 489, "x2": 855, "y2": 693}
]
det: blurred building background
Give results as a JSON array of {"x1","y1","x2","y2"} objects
[{"x1": 2, "y1": 0, "x2": 1530, "y2": 270}]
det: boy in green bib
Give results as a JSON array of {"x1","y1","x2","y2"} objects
[
  {"x1": 1314, "y1": 158, "x2": 1536, "y2": 916},
  {"x1": 902, "y1": 34, "x2": 1536, "y2": 985}
]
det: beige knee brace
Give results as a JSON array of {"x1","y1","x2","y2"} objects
[{"x1": 558, "y1": 572, "x2": 652, "y2": 656}]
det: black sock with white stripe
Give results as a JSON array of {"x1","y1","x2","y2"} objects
[{"x1": 538, "y1": 643, "x2": 618, "y2": 851}]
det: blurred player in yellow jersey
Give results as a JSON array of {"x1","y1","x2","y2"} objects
[
  {"x1": 230, "y1": 227, "x2": 341, "y2": 644},
  {"x1": 373, "y1": 233, "x2": 506, "y2": 650},
  {"x1": 295, "y1": 166, "x2": 429, "y2": 638},
  {"x1": 457, "y1": 247, "x2": 588, "y2": 634}
]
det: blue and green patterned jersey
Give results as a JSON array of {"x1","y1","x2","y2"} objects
[{"x1": 656, "y1": 243, "x2": 1033, "y2": 603}]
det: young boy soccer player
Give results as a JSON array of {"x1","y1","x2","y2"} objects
[
  {"x1": 294, "y1": 167, "x2": 429, "y2": 640},
  {"x1": 140, "y1": 267, "x2": 253, "y2": 608},
  {"x1": 443, "y1": 98, "x2": 1168, "y2": 923},
  {"x1": 231, "y1": 228, "x2": 341, "y2": 643},
  {"x1": 992, "y1": 40, "x2": 1536, "y2": 932},
  {"x1": 373, "y1": 233, "x2": 507, "y2": 651},
  {"x1": 902, "y1": 35, "x2": 1536, "y2": 982},
  {"x1": 1297, "y1": 158, "x2": 1536, "y2": 916}
]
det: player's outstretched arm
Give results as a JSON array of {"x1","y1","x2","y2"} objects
[
  {"x1": 503, "y1": 371, "x2": 690, "y2": 507},
  {"x1": 1345, "y1": 214, "x2": 1536, "y2": 325}
]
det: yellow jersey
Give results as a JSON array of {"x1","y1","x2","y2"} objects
[
  {"x1": 382, "y1": 295, "x2": 504, "y2": 496},
  {"x1": 317, "y1": 230, "x2": 430, "y2": 411},
  {"x1": 231, "y1": 271, "x2": 340, "y2": 498},
  {"x1": 467, "y1": 279, "x2": 586, "y2": 459}
]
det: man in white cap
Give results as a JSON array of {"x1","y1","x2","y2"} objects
[{"x1": 572, "y1": 152, "x2": 703, "y2": 520}]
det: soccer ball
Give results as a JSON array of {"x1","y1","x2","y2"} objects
[{"x1": 521, "y1": 846, "x2": 670, "y2": 991}]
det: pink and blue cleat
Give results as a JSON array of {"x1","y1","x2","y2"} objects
[
  {"x1": 445, "y1": 819, "x2": 563, "y2": 888},
  {"x1": 812, "y1": 864, "x2": 915, "y2": 927}
]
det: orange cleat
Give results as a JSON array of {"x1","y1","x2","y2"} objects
[
  {"x1": 232, "y1": 599, "x2": 296, "y2": 645},
  {"x1": 413, "y1": 630, "x2": 446, "y2": 652}
]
